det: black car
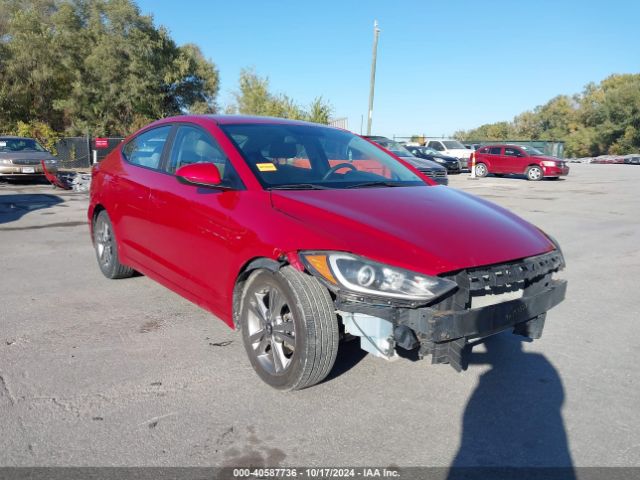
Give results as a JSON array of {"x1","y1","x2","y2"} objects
[
  {"x1": 363, "y1": 136, "x2": 448, "y2": 185},
  {"x1": 405, "y1": 146, "x2": 461, "y2": 174}
]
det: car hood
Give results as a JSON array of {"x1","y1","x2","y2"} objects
[
  {"x1": 398, "y1": 155, "x2": 446, "y2": 171},
  {"x1": 0, "y1": 151, "x2": 56, "y2": 161},
  {"x1": 430, "y1": 154, "x2": 459, "y2": 162},
  {"x1": 271, "y1": 186, "x2": 555, "y2": 275},
  {"x1": 443, "y1": 148, "x2": 472, "y2": 158},
  {"x1": 535, "y1": 155, "x2": 562, "y2": 162}
]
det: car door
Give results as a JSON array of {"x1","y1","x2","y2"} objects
[
  {"x1": 115, "y1": 125, "x2": 172, "y2": 268},
  {"x1": 486, "y1": 146, "x2": 504, "y2": 173},
  {"x1": 503, "y1": 146, "x2": 526, "y2": 173},
  {"x1": 144, "y1": 123, "x2": 245, "y2": 312}
]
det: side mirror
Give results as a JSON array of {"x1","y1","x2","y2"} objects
[{"x1": 175, "y1": 163, "x2": 224, "y2": 188}]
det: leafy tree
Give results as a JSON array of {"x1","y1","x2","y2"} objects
[
  {"x1": 0, "y1": 0, "x2": 220, "y2": 136},
  {"x1": 306, "y1": 97, "x2": 332, "y2": 124},
  {"x1": 231, "y1": 68, "x2": 332, "y2": 124},
  {"x1": 14, "y1": 120, "x2": 60, "y2": 154},
  {"x1": 455, "y1": 74, "x2": 640, "y2": 156}
]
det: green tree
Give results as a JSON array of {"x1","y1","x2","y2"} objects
[
  {"x1": 0, "y1": 0, "x2": 220, "y2": 136},
  {"x1": 455, "y1": 74, "x2": 640, "y2": 156},
  {"x1": 231, "y1": 68, "x2": 332, "y2": 124},
  {"x1": 14, "y1": 120, "x2": 60, "y2": 154}
]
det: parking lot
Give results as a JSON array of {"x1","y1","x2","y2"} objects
[{"x1": 1, "y1": 164, "x2": 639, "y2": 468}]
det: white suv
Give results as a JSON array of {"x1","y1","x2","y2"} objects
[{"x1": 425, "y1": 139, "x2": 472, "y2": 170}]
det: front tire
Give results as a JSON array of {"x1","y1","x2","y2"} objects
[
  {"x1": 239, "y1": 266, "x2": 339, "y2": 390},
  {"x1": 93, "y1": 210, "x2": 135, "y2": 279},
  {"x1": 526, "y1": 165, "x2": 543, "y2": 181},
  {"x1": 475, "y1": 163, "x2": 488, "y2": 177}
]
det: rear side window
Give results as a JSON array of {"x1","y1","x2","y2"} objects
[
  {"x1": 168, "y1": 125, "x2": 243, "y2": 189},
  {"x1": 489, "y1": 147, "x2": 502, "y2": 155},
  {"x1": 122, "y1": 126, "x2": 172, "y2": 169}
]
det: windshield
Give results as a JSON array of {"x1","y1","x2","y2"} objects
[
  {"x1": 220, "y1": 124, "x2": 426, "y2": 189},
  {"x1": 0, "y1": 138, "x2": 47, "y2": 153},
  {"x1": 443, "y1": 140, "x2": 465, "y2": 149},
  {"x1": 520, "y1": 145, "x2": 544, "y2": 155},
  {"x1": 422, "y1": 147, "x2": 440, "y2": 155}
]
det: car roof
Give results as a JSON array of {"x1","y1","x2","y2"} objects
[
  {"x1": 155, "y1": 114, "x2": 336, "y2": 128},
  {"x1": 480, "y1": 144, "x2": 525, "y2": 148}
]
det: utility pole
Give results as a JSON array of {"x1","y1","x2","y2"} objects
[{"x1": 366, "y1": 20, "x2": 380, "y2": 136}]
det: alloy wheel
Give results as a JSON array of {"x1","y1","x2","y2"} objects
[
  {"x1": 95, "y1": 218, "x2": 113, "y2": 268},
  {"x1": 246, "y1": 285, "x2": 296, "y2": 375}
]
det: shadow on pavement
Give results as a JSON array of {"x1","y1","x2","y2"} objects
[
  {"x1": 448, "y1": 333, "x2": 575, "y2": 479},
  {"x1": 0, "y1": 193, "x2": 64, "y2": 224},
  {"x1": 323, "y1": 339, "x2": 368, "y2": 384}
]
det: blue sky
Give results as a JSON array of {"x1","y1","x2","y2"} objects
[{"x1": 136, "y1": 0, "x2": 638, "y2": 138}]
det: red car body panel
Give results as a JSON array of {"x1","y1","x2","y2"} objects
[
  {"x1": 89, "y1": 116, "x2": 556, "y2": 327},
  {"x1": 472, "y1": 145, "x2": 570, "y2": 177}
]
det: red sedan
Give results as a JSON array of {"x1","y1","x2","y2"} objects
[
  {"x1": 472, "y1": 144, "x2": 570, "y2": 180},
  {"x1": 89, "y1": 116, "x2": 567, "y2": 390}
]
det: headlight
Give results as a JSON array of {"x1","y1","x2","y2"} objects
[
  {"x1": 0, "y1": 159, "x2": 12, "y2": 165},
  {"x1": 299, "y1": 251, "x2": 457, "y2": 303},
  {"x1": 44, "y1": 159, "x2": 58, "y2": 165},
  {"x1": 540, "y1": 161, "x2": 557, "y2": 167}
]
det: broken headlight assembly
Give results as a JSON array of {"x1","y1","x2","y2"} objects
[{"x1": 299, "y1": 251, "x2": 457, "y2": 304}]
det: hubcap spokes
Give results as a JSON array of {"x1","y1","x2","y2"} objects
[{"x1": 247, "y1": 286, "x2": 296, "y2": 375}]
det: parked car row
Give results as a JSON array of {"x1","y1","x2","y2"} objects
[
  {"x1": 363, "y1": 136, "x2": 449, "y2": 185},
  {"x1": 422, "y1": 138, "x2": 473, "y2": 171},
  {"x1": 404, "y1": 146, "x2": 461, "y2": 174}
]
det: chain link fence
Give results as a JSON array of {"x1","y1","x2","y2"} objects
[{"x1": 54, "y1": 136, "x2": 124, "y2": 169}]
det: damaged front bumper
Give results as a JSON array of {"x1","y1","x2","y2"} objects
[{"x1": 335, "y1": 249, "x2": 567, "y2": 371}]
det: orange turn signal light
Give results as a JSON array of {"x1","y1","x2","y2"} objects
[{"x1": 304, "y1": 255, "x2": 338, "y2": 285}]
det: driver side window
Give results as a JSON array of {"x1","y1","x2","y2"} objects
[{"x1": 168, "y1": 125, "x2": 242, "y2": 188}]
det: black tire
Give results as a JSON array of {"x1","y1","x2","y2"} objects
[
  {"x1": 526, "y1": 165, "x2": 543, "y2": 181},
  {"x1": 93, "y1": 210, "x2": 135, "y2": 279},
  {"x1": 475, "y1": 163, "x2": 488, "y2": 177},
  {"x1": 239, "y1": 266, "x2": 339, "y2": 390}
]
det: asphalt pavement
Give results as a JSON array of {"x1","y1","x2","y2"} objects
[{"x1": 0, "y1": 164, "x2": 638, "y2": 467}]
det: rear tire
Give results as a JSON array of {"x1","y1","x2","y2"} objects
[
  {"x1": 93, "y1": 210, "x2": 135, "y2": 279},
  {"x1": 239, "y1": 266, "x2": 339, "y2": 390},
  {"x1": 526, "y1": 165, "x2": 543, "y2": 181},
  {"x1": 475, "y1": 163, "x2": 488, "y2": 177}
]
